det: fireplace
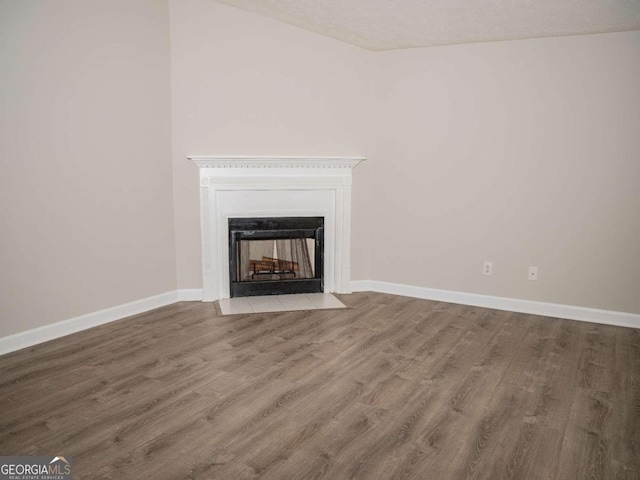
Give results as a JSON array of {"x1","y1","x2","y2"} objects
[
  {"x1": 229, "y1": 217, "x2": 324, "y2": 297},
  {"x1": 189, "y1": 156, "x2": 364, "y2": 301}
]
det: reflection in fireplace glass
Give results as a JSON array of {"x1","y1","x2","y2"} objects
[{"x1": 238, "y1": 238, "x2": 315, "y2": 282}]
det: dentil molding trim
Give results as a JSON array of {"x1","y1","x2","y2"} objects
[{"x1": 188, "y1": 156, "x2": 365, "y2": 169}]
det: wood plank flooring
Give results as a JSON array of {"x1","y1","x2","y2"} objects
[{"x1": 1, "y1": 292, "x2": 639, "y2": 479}]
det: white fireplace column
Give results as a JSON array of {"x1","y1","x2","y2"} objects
[{"x1": 189, "y1": 156, "x2": 365, "y2": 301}]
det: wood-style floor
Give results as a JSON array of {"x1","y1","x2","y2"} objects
[{"x1": 1, "y1": 292, "x2": 639, "y2": 479}]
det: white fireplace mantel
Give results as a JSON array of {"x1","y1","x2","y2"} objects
[{"x1": 190, "y1": 156, "x2": 365, "y2": 301}]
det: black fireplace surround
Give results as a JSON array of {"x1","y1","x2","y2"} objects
[{"x1": 229, "y1": 217, "x2": 324, "y2": 298}]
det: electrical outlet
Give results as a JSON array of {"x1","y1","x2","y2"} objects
[
  {"x1": 528, "y1": 266, "x2": 538, "y2": 281},
  {"x1": 483, "y1": 261, "x2": 493, "y2": 276}
]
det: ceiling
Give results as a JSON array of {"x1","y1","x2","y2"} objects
[{"x1": 215, "y1": 0, "x2": 640, "y2": 51}]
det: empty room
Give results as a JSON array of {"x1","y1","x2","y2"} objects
[{"x1": 1, "y1": 0, "x2": 639, "y2": 479}]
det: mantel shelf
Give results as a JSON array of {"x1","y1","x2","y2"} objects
[{"x1": 188, "y1": 156, "x2": 365, "y2": 169}]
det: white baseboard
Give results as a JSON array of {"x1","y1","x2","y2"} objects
[
  {"x1": 0, "y1": 289, "x2": 203, "y2": 356},
  {"x1": 351, "y1": 280, "x2": 640, "y2": 329},
  {"x1": 177, "y1": 289, "x2": 204, "y2": 301},
  {"x1": 3, "y1": 283, "x2": 636, "y2": 357}
]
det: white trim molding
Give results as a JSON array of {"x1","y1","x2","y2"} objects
[
  {"x1": 2, "y1": 282, "x2": 636, "y2": 356},
  {"x1": 189, "y1": 156, "x2": 364, "y2": 169},
  {"x1": 351, "y1": 280, "x2": 640, "y2": 329},
  {"x1": 190, "y1": 155, "x2": 365, "y2": 301},
  {"x1": 177, "y1": 289, "x2": 204, "y2": 301},
  {"x1": 0, "y1": 289, "x2": 204, "y2": 356}
]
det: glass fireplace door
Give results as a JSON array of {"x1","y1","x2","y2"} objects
[{"x1": 229, "y1": 217, "x2": 324, "y2": 297}]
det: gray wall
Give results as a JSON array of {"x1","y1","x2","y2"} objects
[
  {"x1": 367, "y1": 31, "x2": 640, "y2": 313},
  {"x1": 0, "y1": 0, "x2": 177, "y2": 337}
]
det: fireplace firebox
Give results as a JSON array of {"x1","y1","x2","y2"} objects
[{"x1": 229, "y1": 217, "x2": 324, "y2": 298}]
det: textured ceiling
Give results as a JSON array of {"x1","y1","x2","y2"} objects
[{"x1": 215, "y1": 0, "x2": 640, "y2": 50}]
